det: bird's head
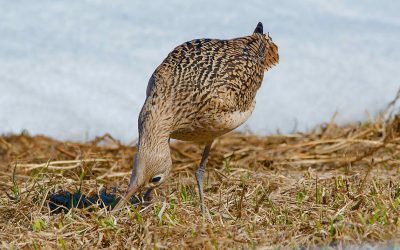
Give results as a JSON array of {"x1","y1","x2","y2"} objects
[
  {"x1": 127, "y1": 148, "x2": 172, "y2": 194},
  {"x1": 113, "y1": 142, "x2": 172, "y2": 211}
]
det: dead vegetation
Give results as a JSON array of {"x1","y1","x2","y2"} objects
[{"x1": 1, "y1": 106, "x2": 400, "y2": 249}]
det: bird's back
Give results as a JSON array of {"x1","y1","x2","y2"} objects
[{"x1": 141, "y1": 23, "x2": 279, "y2": 143}]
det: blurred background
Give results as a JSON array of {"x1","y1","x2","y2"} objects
[{"x1": 0, "y1": 0, "x2": 399, "y2": 143}]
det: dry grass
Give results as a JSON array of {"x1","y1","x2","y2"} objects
[{"x1": 1, "y1": 112, "x2": 400, "y2": 249}]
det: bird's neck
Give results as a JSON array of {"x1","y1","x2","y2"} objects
[{"x1": 137, "y1": 109, "x2": 172, "y2": 153}]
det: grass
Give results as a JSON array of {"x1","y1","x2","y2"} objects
[{"x1": 1, "y1": 108, "x2": 400, "y2": 248}]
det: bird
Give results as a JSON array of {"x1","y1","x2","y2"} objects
[{"x1": 113, "y1": 22, "x2": 279, "y2": 213}]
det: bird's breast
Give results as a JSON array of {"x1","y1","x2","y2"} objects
[{"x1": 169, "y1": 101, "x2": 255, "y2": 142}]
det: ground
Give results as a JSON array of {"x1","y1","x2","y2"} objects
[{"x1": 1, "y1": 115, "x2": 400, "y2": 249}]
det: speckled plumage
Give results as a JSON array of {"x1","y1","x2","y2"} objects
[
  {"x1": 140, "y1": 23, "x2": 278, "y2": 144},
  {"x1": 114, "y1": 22, "x2": 279, "y2": 213}
]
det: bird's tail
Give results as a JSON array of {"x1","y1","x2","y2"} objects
[
  {"x1": 252, "y1": 22, "x2": 279, "y2": 69},
  {"x1": 264, "y1": 34, "x2": 279, "y2": 70}
]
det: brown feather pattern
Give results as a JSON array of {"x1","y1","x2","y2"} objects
[
  {"x1": 127, "y1": 23, "x2": 279, "y2": 191},
  {"x1": 140, "y1": 32, "x2": 278, "y2": 145}
]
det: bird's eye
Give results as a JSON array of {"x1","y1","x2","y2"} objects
[{"x1": 151, "y1": 176, "x2": 162, "y2": 183}]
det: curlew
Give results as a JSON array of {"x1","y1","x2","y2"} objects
[{"x1": 114, "y1": 22, "x2": 279, "y2": 213}]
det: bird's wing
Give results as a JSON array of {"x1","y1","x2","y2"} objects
[
  {"x1": 145, "y1": 35, "x2": 276, "y2": 115},
  {"x1": 146, "y1": 73, "x2": 156, "y2": 98},
  {"x1": 146, "y1": 38, "x2": 253, "y2": 97}
]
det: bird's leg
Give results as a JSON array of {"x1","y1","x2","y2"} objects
[{"x1": 195, "y1": 143, "x2": 212, "y2": 214}]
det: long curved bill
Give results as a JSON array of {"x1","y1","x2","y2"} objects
[
  {"x1": 112, "y1": 153, "x2": 141, "y2": 213},
  {"x1": 112, "y1": 184, "x2": 139, "y2": 213}
]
